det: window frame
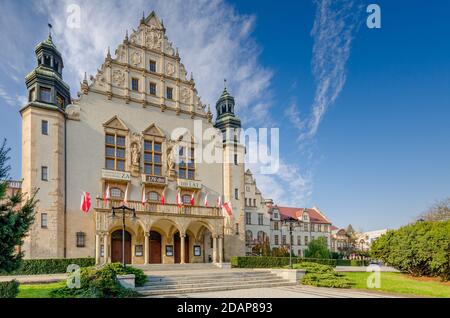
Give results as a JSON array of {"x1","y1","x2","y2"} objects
[
  {"x1": 41, "y1": 120, "x2": 48, "y2": 135},
  {"x1": 166, "y1": 87, "x2": 173, "y2": 100},
  {"x1": 143, "y1": 139, "x2": 163, "y2": 176},
  {"x1": 41, "y1": 166, "x2": 48, "y2": 181},
  {"x1": 149, "y1": 82, "x2": 157, "y2": 96},
  {"x1": 105, "y1": 133, "x2": 126, "y2": 172},
  {"x1": 177, "y1": 144, "x2": 196, "y2": 180},
  {"x1": 131, "y1": 77, "x2": 139, "y2": 92},
  {"x1": 76, "y1": 232, "x2": 86, "y2": 248},
  {"x1": 149, "y1": 60, "x2": 157, "y2": 73},
  {"x1": 39, "y1": 86, "x2": 52, "y2": 103},
  {"x1": 41, "y1": 213, "x2": 48, "y2": 229}
]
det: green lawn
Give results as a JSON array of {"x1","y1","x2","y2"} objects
[
  {"x1": 17, "y1": 282, "x2": 63, "y2": 298},
  {"x1": 342, "y1": 272, "x2": 450, "y2": 298}
]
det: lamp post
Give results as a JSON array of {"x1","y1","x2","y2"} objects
[
  {"x1": 282, "y1": 217, "x2": 299, "y2": 269},
  {"x1": 111, "y1": 205, "x2": 137, "y2": 267}
]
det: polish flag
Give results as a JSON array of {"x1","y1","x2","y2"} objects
[
  {"x1": 161, "y1": 189, "x2": 165, "y2": 205},
  {"x1": 80, "y1": 192, "x2": 91, "y2": 213},
  {"x1": 223, "y1": 202, "x2": 233, "y2": 217},
  {"x1": 216, "y1": 195, "x2": 222, "y2": 208},
  {"x1": 141, "y1": 189, "x2": 146, "y2": 206},
  {"x1": 190, "y1": 193, "x2": 195, "y2": 206},
  {"x1": 177, "y1": 192, "x2": 183, "y2": 208},
  {"x1": 204, "y1": 193, "x2": 209, "y2": 208},
  {"x1": 103, "y1": 185, "x2": 110, "y2": 205},
  {"x1": 123, "y1": 185, "x2": 129, "y2": 205}
]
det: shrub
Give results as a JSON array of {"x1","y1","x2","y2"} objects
[
  {"x1": 50, "y1": 263, "x2": 145, "y2": 298},
  {"x1": 0, "y1": 280, "x2": 19, "y2": 298},
  {"x1": 371, "y1": 220, "x2": 450, "y2": 281},
  {"x1": 231, "y1": 256, "x2": 341, "y2": 268},
  {"x1": 293, "y1": 262, "x2": 352, "y2": 288},
  {"x1": 304, "y1": 237, "x2": 331, "y2": 259},
  {"x1": 0, "y1": 258, "x2": 95, "y2": 276}
]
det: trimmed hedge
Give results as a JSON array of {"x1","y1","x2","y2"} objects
[
  {"x1": 0, "y1": 258, "x2": 95, "y2": 276},
  {"x1": 294, "y1": 263, "x2": 352, "y2": 288},
  {"x1": 231, "y1": 257, "x2": 369, "y2": 268},
  {"x1": 0, "y1": 280, "x2": 19, "y2": 298}
]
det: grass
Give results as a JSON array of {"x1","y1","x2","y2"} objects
[
  {"x1": 17, "y1": 282, "x2": 63, "y2": 298},
  {"x1": 342, "y1": 272, "x2": 450, "y2": 298}
]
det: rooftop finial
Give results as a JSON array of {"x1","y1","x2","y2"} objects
[
  {"x1": 224, "y1": 78, "x2": 227, "y2": 89},
  {"x1": 107, "y1": 46, "x2": 111, "y2": 59},
  {"x1": 141, "y1": 11, "x2": 145, "y2": 24},
  {"x1": 48, "y1": 23, "x2": 53, "y2": 39}
]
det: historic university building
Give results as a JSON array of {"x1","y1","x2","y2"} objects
[{"x1": 19, "y1": 12, "x2": 334, "y2": 265}]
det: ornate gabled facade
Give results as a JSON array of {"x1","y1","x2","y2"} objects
[{"x1": 20, "y1": 12, "x2": 245, "y2": 265}]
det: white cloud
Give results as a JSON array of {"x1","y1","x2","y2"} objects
[{"x1": 0, "y1": 84, "x2": 25, "y2": 108}]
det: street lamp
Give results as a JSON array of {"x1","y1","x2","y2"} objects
[
  {"x1": 111, "y1": 205, "x2": 137, "y2": 267},
  {"x1": 282, "y1": 217, "x2": 300, "y2": 269}
]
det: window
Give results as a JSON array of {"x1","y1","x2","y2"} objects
[
  {"x1": 182, "y1": 194, "x2": 191, "y2": 205},
  {"x1": 282, "y1": 235, "x2": 287, "y2": 245},
  {"x1": 76, "y1": 232, "x2": 86, "y2": 248},
  {"x1": 234, "y1": 154, "x2": 238, "y2": 165},
  {"x1": 235, "y1": 189, "x2": 239, "y2": 200},
  {"x1": 144, "y1": 140, "x2": 162, "y2": 176},
  {"x1": 56, "y1": 93, "x2": 65, "y2": 107},
  {"x1": 40, "y1": 87, "x2": 51, "y2": 103},
  {"x1": 166, "y1": 87, "x2": 173, "y2": 100},
  {"x1": 274, "y1": 235, "x2": 279, "y2": 245},
  {"x1": 29, "y1": 88, "x2": 36, "y2": 102},
  {"x1": 298, "y1": 250, "x2": 302, "y2": 257},
  {"x1": 149, "y1": 60, "x2": 156, "y2": 72},
  {"x1": 235, "y1": 223, "x2": 239, "y2": 235},
  {"x1": 245, "y1": 212, "x2": 251, "y2": 225},
  {"x1": 105, "y1": 134, "x2": 126, "y2": 171},
  {"x1": 149, "y1": 82, "x2": 157, "y2": 95},
  {"x1": 178, "y1": 145, "x2": 195, "y2": 180},
  {"x1": 273, "y1": 221, "x2": 279, "y2": 231},
  {"x1": 147, "y1": 191, "x2": 159, "y2": 202},
  {"x1": 41, "y1": 120, "x2": 48, "y2": 135},
  {"x1": 253, "y1": 199, "x2": 256, "y2": 206},
  {"x1": 257, "y1": 231, "x2": 266, "y2": 243},
  {"x1": 305, "y1": 236, "x2": 309, "y2": 246},
  {"x1": 274, "y1": 212, "x2": 279, "y2": 219},
  {"x1": 245, "y1": 230, "x2": 253, "y2": 243},
  {"x1": 110, "y1": 188, "x2": 124, "y2": 199},
  {"x1": 297, "y1": 236, "x2": 301, "y2": 246},
  {"x1": 131, "y1": 78, "x2": 139, "y2": 91},
  {"x1": 258, "y1": 213, "x2": 264, "y2": 225},
  {"x1": 41, "y1": 166, "x2": 48, "y2": 181},
  {"x1": 41, "y1": 213, "x2": 48, "y2": 229}
]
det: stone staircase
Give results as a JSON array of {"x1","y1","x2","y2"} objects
[{"x1": 136, "y1": 268, "x2": 297, "y2": 296}]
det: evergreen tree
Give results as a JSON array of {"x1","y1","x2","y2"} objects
[
  {"x1": 0, "y1": 139, "x2": 37, "y2": 273},
  {"x1": 304, "y1": 237, "x2": 330, "y2": 259}
]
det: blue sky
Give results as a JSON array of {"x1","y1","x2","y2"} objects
[{"x1": 0, "y1": 0, "x2": 449, "y2": 231}]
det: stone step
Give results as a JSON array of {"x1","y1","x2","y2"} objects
[
  {"x1": 145, "y1": 271, "x2": 274, "y2": 283},
  {"x1": 144, "y1": 275, "x2": 280, "y2": 286},
  {"x1": 140, "y1": 281, "x2": 297, "y2": 296},
  {"x1": 142, "y1": 277, "x2": 285, "y2": 289},
  {"x1": 135, "y1": 264, "x2": 218, "y2": 271}
]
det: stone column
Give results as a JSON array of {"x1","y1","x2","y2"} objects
[
  {"x1": 212, "y1": 236, "x2": 218, "y2": 263},
  {"x1": 95, "y1": 233, "x2": 101, "y2": 265},
  {"x1": 103, "y1": 233, "x2": 109, "y2": 264},
  {"x1": 180, "y1": 235, "x2": 186, "y2": 264},
  {"x1": 218, "y1": 236, "x2": 224, "y2": 263},
  {"x1": 144, "y1": 232, "x2": 150, "y2": 265}
]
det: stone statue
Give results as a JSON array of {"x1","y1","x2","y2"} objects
[
  {"x1": 166, "y1": 140, "x2": 177, "y2": 178},
  {"x1": 131, "y1": 143, "x2": 140, "y2": 167}
]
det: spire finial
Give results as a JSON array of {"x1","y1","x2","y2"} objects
[
  {"x1": 48, "y1": 23, "x2": 53, "y2": 39},
  {"x1": 224, "y1": 78, "x2": 227, "y2": 89},
  {"x1": 107, "y1": 46, "x2": 111, "y2": 59},
  {"x1": 141, "y1": 11, "x2": 145, "y2": 24}
]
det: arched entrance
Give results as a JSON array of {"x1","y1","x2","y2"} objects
[
  {"x1": 149, "y1": 231, "x2": 162, "y2": 264},
  {"x1": 174, "y1": 232, "x2": 189, "y2": 264},
  {"x1": 111, "y1": 230, "x2": 132, "y2": 264}
]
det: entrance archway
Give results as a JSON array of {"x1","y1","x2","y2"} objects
[
  {"x1": 111, "y1": 230, "x2": 132, "y2": 264},
  {"x1": 149, "y1": 231, "x2": 162, "y2": 264},
  {"x1": 174, "y1": 232, "x2": 189, "y2": 264}
]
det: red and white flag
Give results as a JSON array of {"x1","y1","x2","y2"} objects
[
  {"x1": 80, "y1": 192, "x2": 91, "y2": 213},
  {"x1": 177, "y1": 192, "x2": 183, "y2": 208},
  {"x1": 123, "y1": 185, "x2": 129, "y2": 205},
  {"x1": 161, "y1": 189, "x2": 165, "y2": 205},
  {"x1": 103, "y1": 185, "x2": 110, "y2": 205},
  {"x1": 190, "y1": 193, "x2": 195, "y2": 206},
  {"x1": 141, "y1": 188, "x2": 146, "y2": 206},
  {"x1": 204, "y1": 193, "x2": 209, "y2": 207},
  {"x1": 216, "y1": 195, "x2": 222, "y2": 208},
  {"x1": 222, "y1": 202, "x2": 233, "y2": 217}
]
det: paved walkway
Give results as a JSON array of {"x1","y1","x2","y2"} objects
[
  {"x1": 0, "y1": 274, "x2": 66, "y2": 284},
  {"x1": 335, "y1": 266, "x2": 399, "y2": 272},
  {"x1": 148, "y1": 285, "x2": 399, "y2": 298}
]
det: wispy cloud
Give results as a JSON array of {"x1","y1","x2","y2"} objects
[{"x1": 0, "y1": 84, "x2": 25, "y2": 108}]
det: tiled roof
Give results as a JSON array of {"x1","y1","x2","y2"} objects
[{"x1": 277, "y1": 206, "x2": 331, "y2": 224}]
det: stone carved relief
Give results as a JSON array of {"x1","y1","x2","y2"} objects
[
  {"x1": 145, "y1": 28, "x2": 162, "y2": 50},
  {"x1": 131, "y1": 51, "x2": 142, "y2": 67},
  {"x1": 130, "y1": 30, "x2": 140, "y2": 45},
  {"x1": 181, "y1": 88, "x2": 191, "y2": 104},
  {"x1": 166, "y1": 62, "x2": 175, "y2": 76},
  {"x1": 112, "y1": 70, "x2": 125, "y2": 87},
  {"x1": 164, "y1": 40, "x2": 175, "y2": 56},
  {"x1": 115, "y1": 45, "x2": 126, "y2": 63},
  {"x1": 66, "y1": 104, "x2": 80, "y2": 121}
]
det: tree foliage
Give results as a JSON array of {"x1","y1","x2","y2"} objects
[
  {"x1": 418, "y1": 198, "x2": 450, "y2": 222},
  {"x1": 304, "y1": 237, "x2": 330, "y2": 259},
  {"x1": 371, "y1": 220, "x2": 450, "y2": 281},
  {"x1": 0, "y1": 139, "x2": 37, "y2": 273}
]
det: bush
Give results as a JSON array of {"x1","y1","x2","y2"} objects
[
  {"x1": 0, "y1": 258, "x2": 95, "y2": 276},
  {"x1": 231, "y1": 256, "x2": 341, "y2": 268},
  {"x1": 0, "y1": 280, "x2": 19, "y2": 298},
  {"x1": 50, "y1": 263, "x2": 145, "y2": 298},
  {"x1": 371, "y1": 220, "x2": 450, "y2": 281},
  {"x1": 293, "y1": 262, "x2": 352, "y2": 288},
  {"x1": 304, "y1": 237, "x2": 331, "y2": 259}
]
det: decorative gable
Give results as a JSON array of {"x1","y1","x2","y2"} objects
[
  {"x1": 142, "y1": 123, "x2": 165, "y2": 138},
  {"x1": 103, "y1": 115, "x2": 129, "y2": 131}
]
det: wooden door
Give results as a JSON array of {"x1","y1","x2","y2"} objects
[
  {"x1": 149, "y1": 231, "x2": 162, "y2": 264},
  {"x1": 111, "y1": 230, "x2": 132, "y2": 264}
]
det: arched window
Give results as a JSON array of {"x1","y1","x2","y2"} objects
[
  {"x1": 110, "y1": 187, "x2": 123, "y2": 199},
  {"x1": 257, "y1": 231, "x2": 267, "y2": 243},
  {"x1": 147, "y1": 191, "x2": 159, "y2": 202},
  {"x1": 246, "y1": 230, "x2": 253, "y2": 243}
]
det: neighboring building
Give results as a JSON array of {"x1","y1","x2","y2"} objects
[
  {"x1": 20, "y1": 12, "x2": 248, "y2": 265},
  {"x1": 1, "y1": 180, "x2": 22, "y2": 205},
  {"x1": 330, "y1": 227, "x2": 354, "y2": 253},
  {"x1": 269, "y1": 206, "x2": 332, "y2": 257},
  {"x1": 355, "y1": 229, "x2": 388, "y2": 251},
  {"x1": 243, "y1": 170, "x2": 271, "y2": 254}
]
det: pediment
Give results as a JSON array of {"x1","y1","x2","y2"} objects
[
  {"x1": 103, "y1": 115, "x2": 129, "y2": 131},
  {"x1": 143, "y1": 123, "x2": 165, "y2": 138}
]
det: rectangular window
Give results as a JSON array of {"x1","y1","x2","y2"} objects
[
  {"x1": 282, "y1": 235, "x2": 287, "y2": 245},
  {"x1": 41, "y1": 120, "x2": 48, "y2": 135},
  {"x1": 274, "y1": 221, "x2": 279, "y2": 231},
  {"x1": 144, "y1": 140, "x2": 162, "y2": 176},
  {"x1": 149, "y1": 83, "x2": 157, "y2": 95},
  {"x1": 39, "y1": 87, "x2": 51, "y2": 103},
  {"x1": 105, "y1": 134, "x2": 126, "y2": 171},
  {"x1": 234, "y1": 154, "x2": 238, "y2": 165},
  {"x1": 166, "y1": 87, "x2": 173, "y2": 100},
  {"x1": 274, "y1": 235, "x2": 279, "y2": 245},
  {"x1": 41, "y1": 166, "x2": 48, "y2": 181},
  {"x1": 297, "y1": 236, "x2": 301, "y2": 246},
  {"x1": 235, "y1": 223, "x2": 239, "y2": 235},
  {"x1": 76, "y1": 232, "x2": 86, "y2": 248},
  {"x1": 29, "y1": 88, "x2": 36, "y2": 102},
  {"x1": 245, "y1": 212, "x2": 251, "y2": 225},
  {"x1": 258, "y1": 213, "x2": 264, "y2": 226},
  {"x1": 178, "y1": 146, "x2": 195, "y2": 180},
  {"x1": 131, "y1": 78, "x2": 139, "y2": 91},
  {"x1": 235, "y1": 189, "x2": 239, "y2": 200},
  {"x1": 253, "y1": 199, "x2": 256, "y2": 206},
  {"x1": 41, "y1": 213, "x2": 48, "y2": 228},
  {"x1": 305, "y1": 236, "x2": 309, "y2": 246},
  {"x1": 149, "y1": 60, "x2": 157, "y2": 72}
]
